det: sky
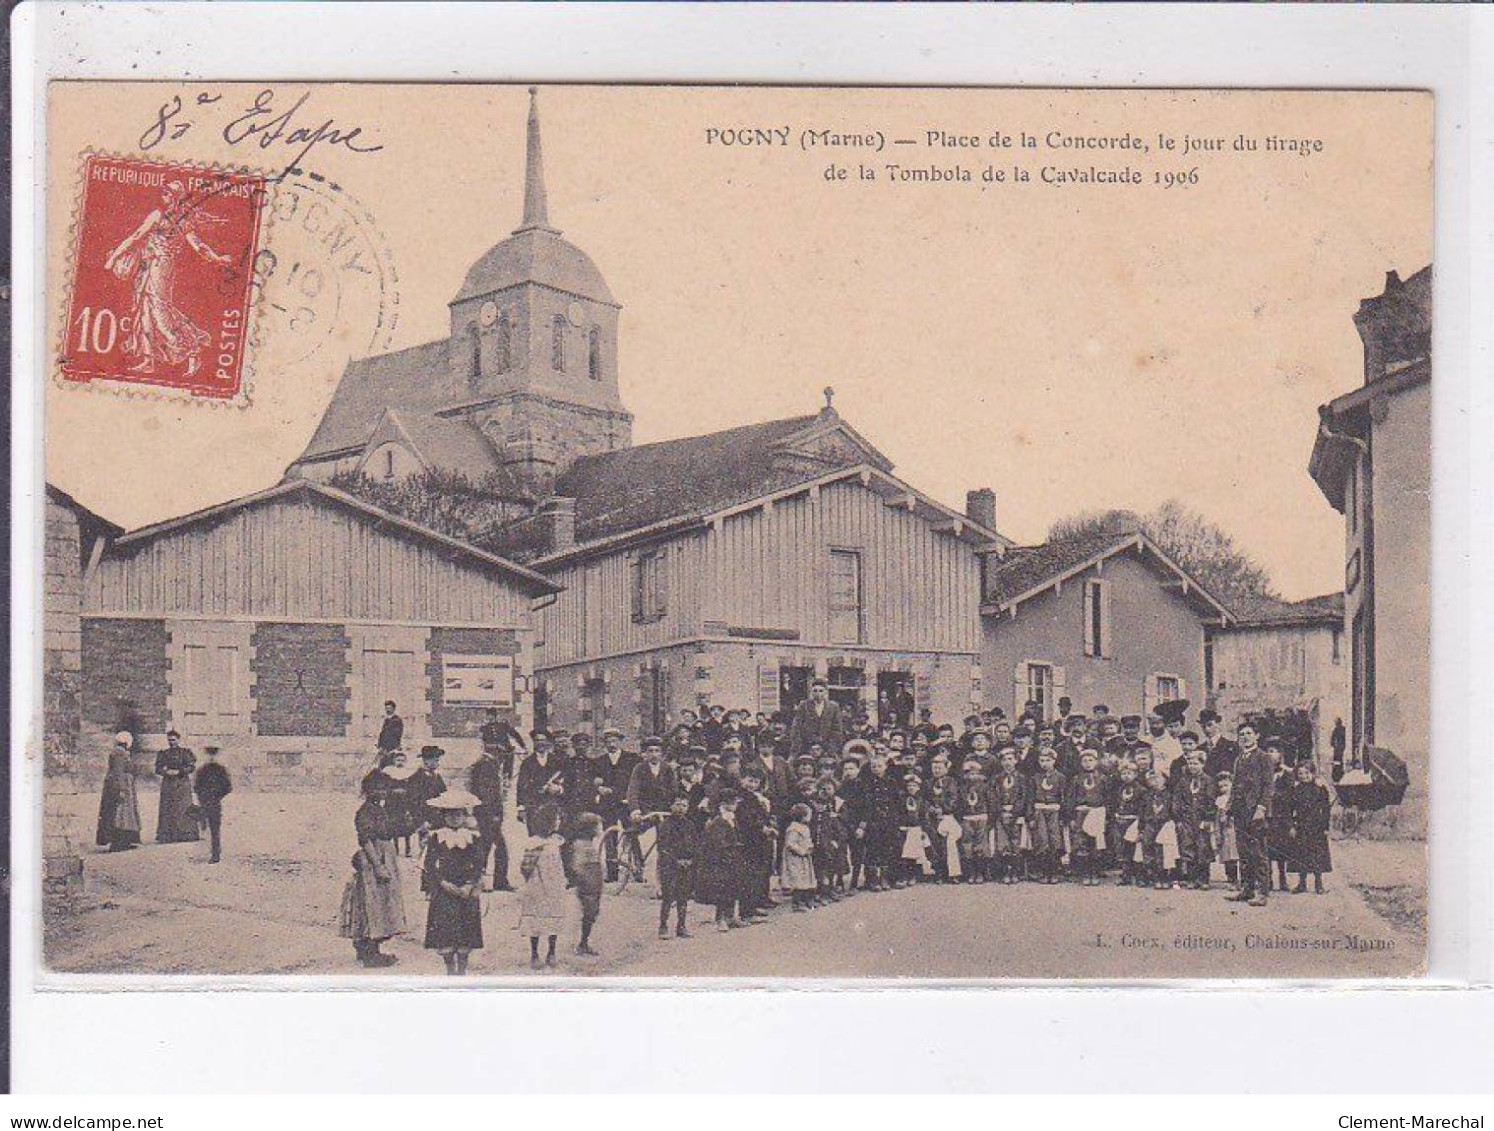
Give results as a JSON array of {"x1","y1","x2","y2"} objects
[{"x1": 46, "y1": 84, "x2": 1432, "y2": 599}]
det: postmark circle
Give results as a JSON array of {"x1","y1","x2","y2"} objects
[{"x1": 252, "y1": 168, "x2": 399, "y2": 381}]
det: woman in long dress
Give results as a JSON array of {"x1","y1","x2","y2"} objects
[
  {"x1": 154, "y1": 731, "x2": 200, "y2": 843},
  {"x1": 95, "y1": 731, "x2": 142, "y2": 852},
  {"x1": 103, "y1": 180, "x2": 232, "y2": 377},
  {"x1": 338, "y1": 773, "x2": 408, "y2": 968}
]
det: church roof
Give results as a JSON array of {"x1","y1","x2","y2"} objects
[
  {"x1": 452, "y1": 227, "x2": 616, "y2": 306},
  {"x1": 295, "y1": 338, "x2": 452, "y2": 466},
  {"x1": 552, "y1": 413, "x2": 828, "y2": 544},
  {"x1": 365, "y1": 410, "x2": 513, "y2": 482}
]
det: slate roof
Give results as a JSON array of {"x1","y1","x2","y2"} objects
[
  {"x1": 1225, "y1": 591, "x2": 1344, "y2": 628},
  {"x1": 297, "y1": 338, "x2": 452, "y2": 464},
  {"x1": 385, "y1": 411, "x2": 512, "y2": 481},
  {"x1": 982, "y1": 531, "x2": 1138, "y2": 608},
  {"x1": 981, "y1": 530, "x2": 1234, "y2": 622},
  {"x1": 551, "y1": 413, "x2": 829, "y2": 545},
  {"x1": 454, "y1": 228, "x2": 616, "y2": 306}
]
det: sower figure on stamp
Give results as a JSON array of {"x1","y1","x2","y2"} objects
[
  {"x1": 154, "y1": 729, "x2": 199, "y2": 843},
  {"x1": 192, "y1": 745, "x2": 232, "y2": 863},
  {"x1": 1225, "y1": 722, "x2": 1274, "y2": 907},
  {"x1": 103, "y1": 179, "x2": 232, "y2": 377}
]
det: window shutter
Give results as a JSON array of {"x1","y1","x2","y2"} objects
[
  {"x1": 1143, "y1": 674, "x2": 1157, "y2": 715},
  {"x1": 653, "y1": 553, "x2": 668, "y2": 617},
  {"x1": 1098, "y1": 580, "x2": 1112, "y2": 659},
  {"x1": 1083, "y1": 582, "x2": 1096, "y2": 657},
  {"x1": 629, "y1": 556, "x2": 643, "y2": 621},
  {"x1": 1014, "y1": 662, "x2": 1027, "y2": 719},
  {"x1": 1177, "y1": 677, "x2": 1187, "y2": 701},
  {"x1": 757, "y1": 663, "x2": 780, "y2": 716}
]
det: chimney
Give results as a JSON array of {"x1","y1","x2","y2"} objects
[
  {"x1": 538, "y1": 496, "x2": 576, "y2": 552},
  {"x1": 965, "y1": 488, "x2": 997, "y2": 532}
]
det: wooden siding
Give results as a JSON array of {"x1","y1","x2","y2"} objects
[
  {"x1": 87, "y1": 495, "x2": 532, "y2": 626},
  {"x1": 541, "y1": 535, "x2": 706, "y2": 663},
  {"x1": 539, "y1": 479, "x2": 981, "y2": 664}
]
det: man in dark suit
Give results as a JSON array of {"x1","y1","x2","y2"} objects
[
  {"x1": 788, "y1": 678, "x2": 847, "y2": 760},
  {"x1": 1225, "y1": 721, "x2": 1274, "y2": 906},
  {"x1": 1200, "y1": 709, "x2": 1241, "y2": 780}
]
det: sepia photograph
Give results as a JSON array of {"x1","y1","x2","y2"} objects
[{"x1": 37, "y1": 81, "x2": 1432, "y2": 982}]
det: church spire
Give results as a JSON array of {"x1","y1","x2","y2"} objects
[{"x1": 515, "y1": 86, "x2": 559, "y2": 235}]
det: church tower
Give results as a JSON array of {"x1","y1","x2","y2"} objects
[{"x1": 446, "y1": 88, "x2": 632, "y2": 494}]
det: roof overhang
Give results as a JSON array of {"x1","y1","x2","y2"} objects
[
  {"x1": 1308, "y1": 358, "x2": 1429, "y2": 511},
  {"x1": 530, "y1": 462, "x2": 1013, "y2": 570},
  {"x1": 110, "y1": 480, "x2": 561, "y2": 598},
  {"x1": 980, "y1": 532, "x2": 1234, "y2": 625}
]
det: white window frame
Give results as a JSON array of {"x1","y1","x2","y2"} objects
[
  {"x1": 828, "y1": 548, "x2": 864, "y2": 646},
  {"x1": 1083, "y1": 577, "x2": 1111, "y2": 658}
]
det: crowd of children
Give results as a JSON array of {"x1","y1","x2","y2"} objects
[{"x1": 338, "y1": 687, "x2": 1338, "y2": 972}]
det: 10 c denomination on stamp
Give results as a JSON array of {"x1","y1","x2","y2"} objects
[{"x1": 59, "y1": 154, "x2": 267, "y2": 403}]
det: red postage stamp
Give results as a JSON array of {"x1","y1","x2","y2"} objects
[{"x1": 59, "y1": 154, "x2": 267, "y2": 401}]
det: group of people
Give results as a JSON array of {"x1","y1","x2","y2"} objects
[
  {"x1": 337, "y1": 686, "x2": 1337, "y2": 974},
  {"x1": 93, "y1": 729, "x2": 233, "y2": 862}
]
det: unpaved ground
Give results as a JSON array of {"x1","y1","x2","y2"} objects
[{"x1": 44, "y1": 788, "x2": 1424, "y2": 980}]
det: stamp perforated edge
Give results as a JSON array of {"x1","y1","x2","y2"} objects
[{"x1": 52, "y1": 148, "x2": 280, "y2": 411}]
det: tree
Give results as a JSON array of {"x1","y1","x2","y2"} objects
[
  {"x1": 1047, "y1": 499, "x2": 1278, "y2": 605},
  {"x1": 329, "y1": 468, "x2": 529, "y2": 550}
]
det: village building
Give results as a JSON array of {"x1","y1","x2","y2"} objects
[
  {"x1": 1206, "y1": 592, "x2": 1348, "y2": 768},
  {"x1": 1308, "y1": 264, "x2": 1431, "y2": 829},
  {"x1": 285, "y1": 90, "x2": 1013, "y2": 732},
  {"x1": 44, "y1": 485, "x2": 121, "y2": 896},
  {"x1": 979, "y1": 530, "x2": 1233, "y2": 722},
  {"x1": 78, "y1": 480, "x2": 558, "y2": 786}
]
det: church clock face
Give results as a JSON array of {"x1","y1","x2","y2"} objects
[
  {"x1": 566, "y1": 300, "x2": 585, "y2": 327},
  {"x1": 479, "y1": 301, "x2": 498, "y2": 327}
]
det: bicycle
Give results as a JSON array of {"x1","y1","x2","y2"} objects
[{"x1": 602, "y1": 811, "x2": 668, "y2": 895}]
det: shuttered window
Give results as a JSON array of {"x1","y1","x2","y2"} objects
[
  {"x1": 179, "y1": 640, "x2": 243, "y2": 731},
  {"x1": 828, "y1": 549, "x2": 863, "y2": 645},
  {"x1": 1083, "y1": 578, "x2": 1111, "y2": 658},
  {"x1": 631, "y1": 549, "x2": 667, "y2": 622}
]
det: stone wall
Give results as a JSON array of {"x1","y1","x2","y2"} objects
[
  {"x1": 80, "y1": 617, "x2": 171, "y2": 737},
  {"x1": 43, "y1": 497, "x2": 86, "y2": 897},
  {"x1": 250, "y1": 622, "x2": 352, "y2": 737},
  {"x1": 425, "y1": 626, "x2": 522, "y2": 739}
]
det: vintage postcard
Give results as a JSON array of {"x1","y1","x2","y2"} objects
[{"x1": 39, "y1": 82, "x2": 1431, "y2": 981}]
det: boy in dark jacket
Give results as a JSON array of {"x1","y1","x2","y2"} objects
[
  {"x1": 1170, "y1": 749, "x2": 1216, "y2": 889},
  {"x1": 1111, "y1": 761, "x2": 1146, "y2": 886},
  {"x1": 656, "y1": 794, "x2": 700, "y2": 938},
  {"x1": 1140, "y1": 769, "x2": 1174, "y2": 889},
  {"x1": 699, "y1": 793, "x2": 745, "y2": 931},
  {"x1": 1027, "y1": 749, "x2": 1067, "y2": 884},
  {"x1": 1067, "y1": 749, "x2": 1109, "y2": 886},
  {"x1": 988, "y1": 749, "x2": 1029, "y2": 884},
  {"x1": 192, "y1": 746, "x2": 233, "y2": 863}
]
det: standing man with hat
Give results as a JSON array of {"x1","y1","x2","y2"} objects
[
  {"x1": 1200, "y1": 709, "x2": 1240, "y2": 780},
  {"x1": 1225, "y1": 721, "x2": 1274, "y2": 907},
  {"x1": 595, "y1": 727, "x2": 637, "y2": 881},
  {"x1": 479, "y1": 706, "x2": 527, "y2": 791},
  {"x1": 465, "y1": 742, "x2": 514, "y2": 892},
  {"x1": 788, "y1": 677, "x2": 848, "y2": 761}
]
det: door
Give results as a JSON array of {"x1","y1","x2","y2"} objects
[
  {"x1": 779, "y1": 665, "x2": 812, "y2": 715},
  {"x1": 878, "y1": 671, "x2": 915, "y2": 728}
]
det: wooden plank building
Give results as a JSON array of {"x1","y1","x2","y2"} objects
[{"x1": 80, "y1": 481, "x2": 558, "y2": 786}]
